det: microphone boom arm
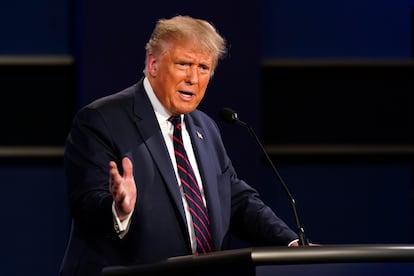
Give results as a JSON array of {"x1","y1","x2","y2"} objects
[
  {"x1": 221, "y1": 108, "x2": 308, "y2": 246},
  {"x1": 242, "y1": 121, "x2": 308, "y2": 246}
]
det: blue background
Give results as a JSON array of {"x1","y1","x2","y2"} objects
[{"x1": 0, "y1": 0, "x2": 413, "y2": 275}]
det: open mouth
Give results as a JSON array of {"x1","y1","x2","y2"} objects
[{"x1": 179, "y1": 90, "x2": 195, "y2": 97}]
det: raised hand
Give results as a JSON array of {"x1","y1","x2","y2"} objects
[{"x1": 109, "y1": 157, "x2": 137, "y2": 221}]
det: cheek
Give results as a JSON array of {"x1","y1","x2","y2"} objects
[
  {"x1": 198, "y1": 89, "x2": 206, "y2": 100},
  {"x1": 199, "y1": 78, "x2": 210, "y2": 93}
]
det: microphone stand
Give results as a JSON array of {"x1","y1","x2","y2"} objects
[{"x1": 230, "y1": 115, "x2": 308, "y2": 246}]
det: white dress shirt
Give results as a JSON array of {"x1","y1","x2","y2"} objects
[{"x1": 113, "y1": 77, "x2": 206, "y2": 253}]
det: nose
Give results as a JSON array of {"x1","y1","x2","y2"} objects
[{"x1": 185, "y1": 66, "x2": 198, "y2": 85}]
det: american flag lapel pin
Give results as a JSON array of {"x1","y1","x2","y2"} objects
[{"x1": 196, "y1": 131, "x2": 204, "y2": 140}]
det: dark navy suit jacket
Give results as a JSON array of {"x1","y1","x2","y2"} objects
[{"x1": 60, "y1": 79, "x2": 297, "y2": 275}]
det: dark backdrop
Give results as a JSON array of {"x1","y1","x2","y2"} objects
[{"x1": 0, "y1": 0, "x2": 413, "y2": 275}]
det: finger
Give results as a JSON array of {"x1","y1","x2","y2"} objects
[
  {"x1": 109, "y1": 161, "x2": 118, "y2": 172},
  {"x1": 109, "y1": 161, "x2": 121, "y2": 188},
  {"x1": 122, "y1": 157, "x2": 134, "y2": 178},
  {"x1": 110, "y1": 160, "x2": 122, "y2": 177}
]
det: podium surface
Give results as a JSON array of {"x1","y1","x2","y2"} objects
[{"x1": 102, "y1": 244, "x2": 414, "y2": 276}]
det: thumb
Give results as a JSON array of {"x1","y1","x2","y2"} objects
[{"x1": 122, "y1": 157, "x2": 134, "y2": 178}]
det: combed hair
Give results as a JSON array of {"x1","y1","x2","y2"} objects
[{"x1": 144, "y1": 15, "x2": 227, "y2": 73}]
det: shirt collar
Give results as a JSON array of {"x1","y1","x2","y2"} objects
[{"x1": 143, "y1": 77, "x2": 182, "y2": 123}]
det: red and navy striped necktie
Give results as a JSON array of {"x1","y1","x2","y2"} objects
[{"x1": 169, "y1": 115, "x2": 212, "y2": 254}]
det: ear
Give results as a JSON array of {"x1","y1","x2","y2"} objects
[{"x1": 146, "y1": 53, "x2": 158, "y2": 77}]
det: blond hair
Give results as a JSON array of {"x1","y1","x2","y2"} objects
[{"x1": 144, "y1": 15, "x2": 227, "y2": 75}]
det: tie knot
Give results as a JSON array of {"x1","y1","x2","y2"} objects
[{"x1": 169, "y1": 115, "x2": 182, "y2": 129}]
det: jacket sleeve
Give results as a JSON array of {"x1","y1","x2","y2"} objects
[
  {"x1": 64, "y1": 106, "x2": 117, "y2": 236},
  {"x1": 196, "y1": 111, "x2": 298, "y2": 246}
]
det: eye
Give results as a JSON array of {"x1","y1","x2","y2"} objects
[{"x1": 199, "y1": 64, "x2": 210, "y2": 73}]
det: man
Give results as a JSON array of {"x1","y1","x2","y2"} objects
[{"x1": 60, "y1": 15, "x2": 298, "y2": 276}]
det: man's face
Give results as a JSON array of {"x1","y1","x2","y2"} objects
[{"x1": 147, "y1": 40, "x2": 214, "y2": 115}]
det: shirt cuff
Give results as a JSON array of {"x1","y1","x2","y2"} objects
[
  {"x1": 112, "y1": 201, "x2": 133, "y2": 238},
  {"x1": 288, "y1": 239, "x2": 300, "y2": 247}
]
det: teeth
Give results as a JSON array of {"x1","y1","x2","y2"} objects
[{"x1": 180, "y1": 91, "x2": 193, "y2": 96}]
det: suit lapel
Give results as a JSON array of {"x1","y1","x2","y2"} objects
[
  {"x1": 185, "y1": 115, "x2": 221, "y2": 250},
  {"x1": 132, "y1": 83, "x2": 188, "y2": 227},
  {"x1": 131, "y1": 82, "x2": 223, "y2": 250}
]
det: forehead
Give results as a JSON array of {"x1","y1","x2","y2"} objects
[{"x1": 164, "y1": 40, "x2": 215, "y2": 63}]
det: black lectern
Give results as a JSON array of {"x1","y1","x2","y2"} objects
[{"x1": 102, "y1": 245, "x2": 414, "y2": 276}]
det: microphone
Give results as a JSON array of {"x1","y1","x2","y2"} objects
[{"x1": 219, "y1": 107, "x2": 308, "y2": 246}]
